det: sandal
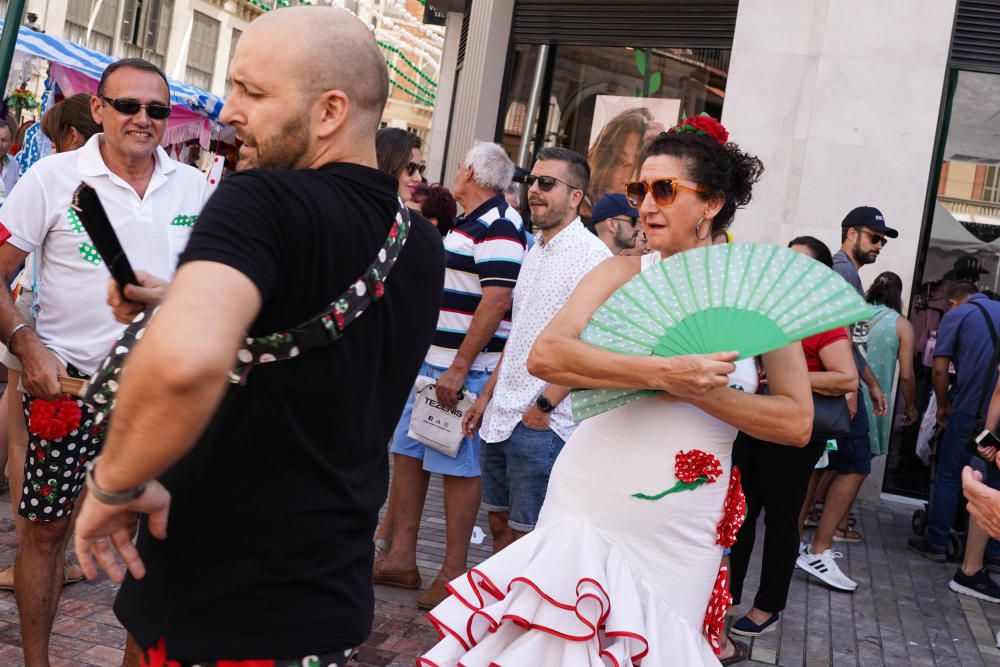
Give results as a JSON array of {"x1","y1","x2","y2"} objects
[
  {"x1": 720, "y1": 637, "x2": 750, "y2": 665},
  {"x1": 804, "y1": 501, "x2": 823, "y2": 528},
  {"x1": 373, "y1": 538, "x2": 391, "y2": 564},
  {"x1": 833, "y1": 527, "x2": 863, "y2": 544},
  {"x1": 0, "y1": 562, "x2": 85, "y2": 591}
]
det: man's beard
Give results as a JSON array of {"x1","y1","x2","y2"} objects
[
  {"x1": 531, "y1": 199, "x2": 571, "y2": 230},
  {"x1": 615, "y1": 224, "x2": 637, "y2": 250},
  {"x1": 852, "y1": 244, "x2": 876, "y2": 266},
  {"x1": 252, "y1": 117, "x2": 310, "y2": 170}
]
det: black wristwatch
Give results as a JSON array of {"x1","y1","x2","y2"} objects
[{"x1": 535, "y1": 395, "x2": 555, "y2": 413}]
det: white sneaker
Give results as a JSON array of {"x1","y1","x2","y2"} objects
[{"x1": 796, "y1": 548, "x2": 858, "y2": 592}]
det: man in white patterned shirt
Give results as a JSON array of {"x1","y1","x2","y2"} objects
[{"x1": 464, "y1": 147, "x2": 611, "y2": 552}]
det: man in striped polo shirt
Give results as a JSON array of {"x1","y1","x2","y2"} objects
[{"x1": 376, "y1": 142, "x2": 526, "y2": 609}]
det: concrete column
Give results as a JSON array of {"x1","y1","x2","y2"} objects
[
  {"x1": 440, "y1": 0, "x2": 513, "y2": 192},
  {"x1": 165, "y1": 0, "x2": 195, "y2": 79},
  {"x1": 37, "y1": 0, "x2": 69, "y2": 39},
  {"x1": 721, "y1": 0, "x2": 958, "y2": 500},
  {"x1": 211, "y1": 13, "x2": 233, "y2": 95},
  {"x1": 425, "y1": 8, "x2": 461, "y2": 184}
]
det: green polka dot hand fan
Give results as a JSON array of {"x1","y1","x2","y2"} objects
[{"x1": 571, "y1": 243, "x2": 873, "y2": 421}]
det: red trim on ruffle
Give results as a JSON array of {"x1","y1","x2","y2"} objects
[{"x1": 421, "y1": 567, "x2": 651, "y2": 665}]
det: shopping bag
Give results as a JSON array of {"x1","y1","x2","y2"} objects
[{"x1": 407, "y1": 376, "x2": 476, "y2": 457}]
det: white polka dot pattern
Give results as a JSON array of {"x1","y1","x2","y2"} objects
[{"x1": 573, "y1": 243, "x2": 873, "y2": 420}]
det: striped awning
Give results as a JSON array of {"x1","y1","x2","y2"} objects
[{"x1": 0, "y1": 19, "x2": 224, "y2": 121}]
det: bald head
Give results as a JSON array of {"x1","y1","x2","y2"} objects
[{"x1": 241, "y1": 7, "x2": 388, "y2": 132}]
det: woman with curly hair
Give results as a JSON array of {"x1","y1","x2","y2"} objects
[{"x1": 419, "y1": 117, "x2": 814, "y2": 666}]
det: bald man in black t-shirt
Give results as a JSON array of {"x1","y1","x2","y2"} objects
[{"x1": 72, "y1": 7, "x2": 444, "y2": 664}]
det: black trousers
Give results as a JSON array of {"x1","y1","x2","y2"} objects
[{"x1": 728, "y1": 432, "x2": 825, "y2": 613}]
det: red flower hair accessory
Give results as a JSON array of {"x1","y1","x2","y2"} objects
[
  {"x1": 667, "y1": 112, "x2": 729, "y2": 145},
  {"x1": 703, "y1": 565, "x2": 733, "y2": 655},
  {"x1": 716, "y1": 466, "x2": 748, "y2": 548},
  {"x1": 633, "y1": 449, "x2": 723, "y2": 501},
  {"x1": 28, "y1": 397, "x2": 82, "y2": 441}
]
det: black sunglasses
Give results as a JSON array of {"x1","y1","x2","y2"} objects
[
  {"x1": 524, "y1": 174, "x2": 581, "y2": 192},
  {"x1": 101, "y1": 96, "x2": 171, "y2": 120},
  {"x1": 406, "y1": 162, "x2": 426, "y2": 177},
  {"x1": 858, "y1": 229, "x2": 888, "y2": 246}
]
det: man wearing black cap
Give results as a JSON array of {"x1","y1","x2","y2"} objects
[
  {"x1": 589, "y1": 193, "x2": 640, "y2": 255},
  {"x1": 833, "y1": 206, "x2": 898, "y2": 290},
  {"x1": 798, "y1": 206, "x2": 891, "y2": 592}
]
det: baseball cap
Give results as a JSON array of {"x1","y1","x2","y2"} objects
[
  {"x1": 841, "y1": 206, "x2": 898, "y2": 238},
  {"x1": 591, "y1": 194, "x2": 639, "y2": 224}
]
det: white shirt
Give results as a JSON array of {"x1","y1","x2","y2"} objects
[
  {"x1": 0, "y1": 134, "x2": 209, "y2": 375},
  {"x1": 479, "y1": 218, "x2": 611, "y2": 443},
  {"x1": 0, "y1": 155, "x2": 19, "y2": 205}
]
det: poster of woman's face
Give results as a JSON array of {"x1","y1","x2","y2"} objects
[{"x1": 586, "y1": 96, "x2": 681, "y2": 215}]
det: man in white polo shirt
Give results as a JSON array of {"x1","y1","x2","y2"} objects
[{"x1": 0, "y1": 58, "x2": 207, "y2": 666}]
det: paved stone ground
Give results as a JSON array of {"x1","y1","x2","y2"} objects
[{"x1": 0, "y1": 476, "x2": 997, "y2": 666}]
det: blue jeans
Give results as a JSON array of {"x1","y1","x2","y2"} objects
[
  {"x1": 389, "y1": 361, "x2": 491, "y2": 477},
  {"x1": 480, "y1": 422, "x2": 566, "y2": 532},
  {"x1": 928, "y1": 410, "x2": 1000, "y2": 552}
]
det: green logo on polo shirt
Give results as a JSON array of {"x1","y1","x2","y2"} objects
[
  {"x1": 67, "y1": 206, "x2": 104, "y2": 266},
  {"x1": 78, "y1": 243, "x2": 102, "y2": 265},
  {"x1": 170, "y1": 214, "x2": 197, "y2": 227},
  {"x1": 66, "y1": 207, "x2": 84, "y2": 234}
]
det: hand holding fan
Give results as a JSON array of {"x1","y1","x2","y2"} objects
[
  {"x1": 71, "y1": 183, "x2": 138, "y2": 289},
  {"x1": 571, "y1": 243, "x2": 873, "y2": 421}
]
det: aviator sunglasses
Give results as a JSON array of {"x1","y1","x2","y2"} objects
[
  {"x1": 523, "y1": 174, "x2": 581, "y2": 192},
  {"x1": 624, "y1": 178, "x2": 708, "y2": 207},
  {"x1": 101, "y1": 96, "x2": 171, "y2": 120},
  {"x1": 406, "y1": 162, "x2": 426, "y2": 177}
]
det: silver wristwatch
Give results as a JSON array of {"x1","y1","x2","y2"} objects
[{"x1": 85, "y1": 456, "x2": 147, "y2": 505}]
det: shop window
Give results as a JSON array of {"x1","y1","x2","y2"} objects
[
  {"x1": 120, "y1": 0, "x2": 172, "y2": 69},
  {"x1": 501, "y1": 44, "x2": 729, "y2": 216},
  {"x1": 65, "y1": 0, "x2": 120, "y2": 55},
  {"x1": 885, "y1": 70, "x2": 1000, "y2": 498},
  {"x1": 186, "y1": 11, "x2": 219, "y2": 90}
]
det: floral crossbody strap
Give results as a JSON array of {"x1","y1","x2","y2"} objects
[
  {"x1": 229, "y1": 198, "x2": 411, "y2": 385},
  {"x1": 85, "y1": 199, "x2": 410, "y2": 425}
]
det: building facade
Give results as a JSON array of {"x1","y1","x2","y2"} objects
[
  {"x1": 3, "y1": 0, "x2": 441, "y2": 135},
  {"x1": 427, "y1": 0, "x2": 1000, "y2": 502}
]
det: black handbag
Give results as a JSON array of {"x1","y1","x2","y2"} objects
[
  {"x1": 760, "y1": 385, "x2": 850, "y2": 442},
  {"x1": 811, "y1": 393, "x2": 852, "y2": 441}
]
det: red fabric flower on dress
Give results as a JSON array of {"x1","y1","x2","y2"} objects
[
  {"x1": 28, "y1": 397, "x2": 82, "y2": 441},
  {"x1": 703, "y1": 565, "x2": 733, "y2": 655},
  {"x1": 717, "y1": 466, "x2": 748, "y2": 548},
  {"x1": 633, "y1": 450, "x2": 722, "y2": 501},
  {"x1": 667, "y1": 112, "x2": 730, "y2": 145},
  {"x1": 675, "y1": 450, "x2": 723, "y2": 484}
]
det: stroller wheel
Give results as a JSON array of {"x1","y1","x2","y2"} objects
[
  {"x1": 947, "y1": 531, "x2": 965, "y2": 563},
  {"x1": 912, "y1": 509, "x2": 928, "y2": 536}
]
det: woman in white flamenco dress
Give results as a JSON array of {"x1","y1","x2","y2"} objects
[{"x1": 419, "y1": 121, "x2": 814, "y2": 667}]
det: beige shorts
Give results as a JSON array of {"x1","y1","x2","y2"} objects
[{"x1": 1, "y1": 289, "x2": 35, "y2": 373}]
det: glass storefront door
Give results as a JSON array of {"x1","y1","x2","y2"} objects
[
  {"x1": 501, "y1": 44, "x2": 730, "y2": 217},
  {"x1": 884, "y1": 70, "x2": 1000, "y2": 498}
]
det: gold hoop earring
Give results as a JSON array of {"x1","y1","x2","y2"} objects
[{"x1": 695, "y1": 217, "x2": 711, "y2": 240}]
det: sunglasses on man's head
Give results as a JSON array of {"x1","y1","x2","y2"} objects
[
  {"x1": 624, "y1": 178, "x2": 708, "y2": 207},
  {"x1": 101, "y1": 96, "x2": 171, "y2": 120},
  {"x1": 406, "y1": 162, "x2": 426, "y2": 177},
  {"x1": 524, "y1": 174, "x2": 580, "y2": 192}
]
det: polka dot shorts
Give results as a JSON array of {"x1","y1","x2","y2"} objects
[{"x1": 18, "y1": 365, "x2": 104, "y2": 523}]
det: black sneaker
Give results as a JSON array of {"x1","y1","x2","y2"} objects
[
  {"x1": 907, "y1": 536, "x2": 947, "y2": 563},
  {"x1": 950, "y1": 568, "x2": 1000, "y2": 603}
]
